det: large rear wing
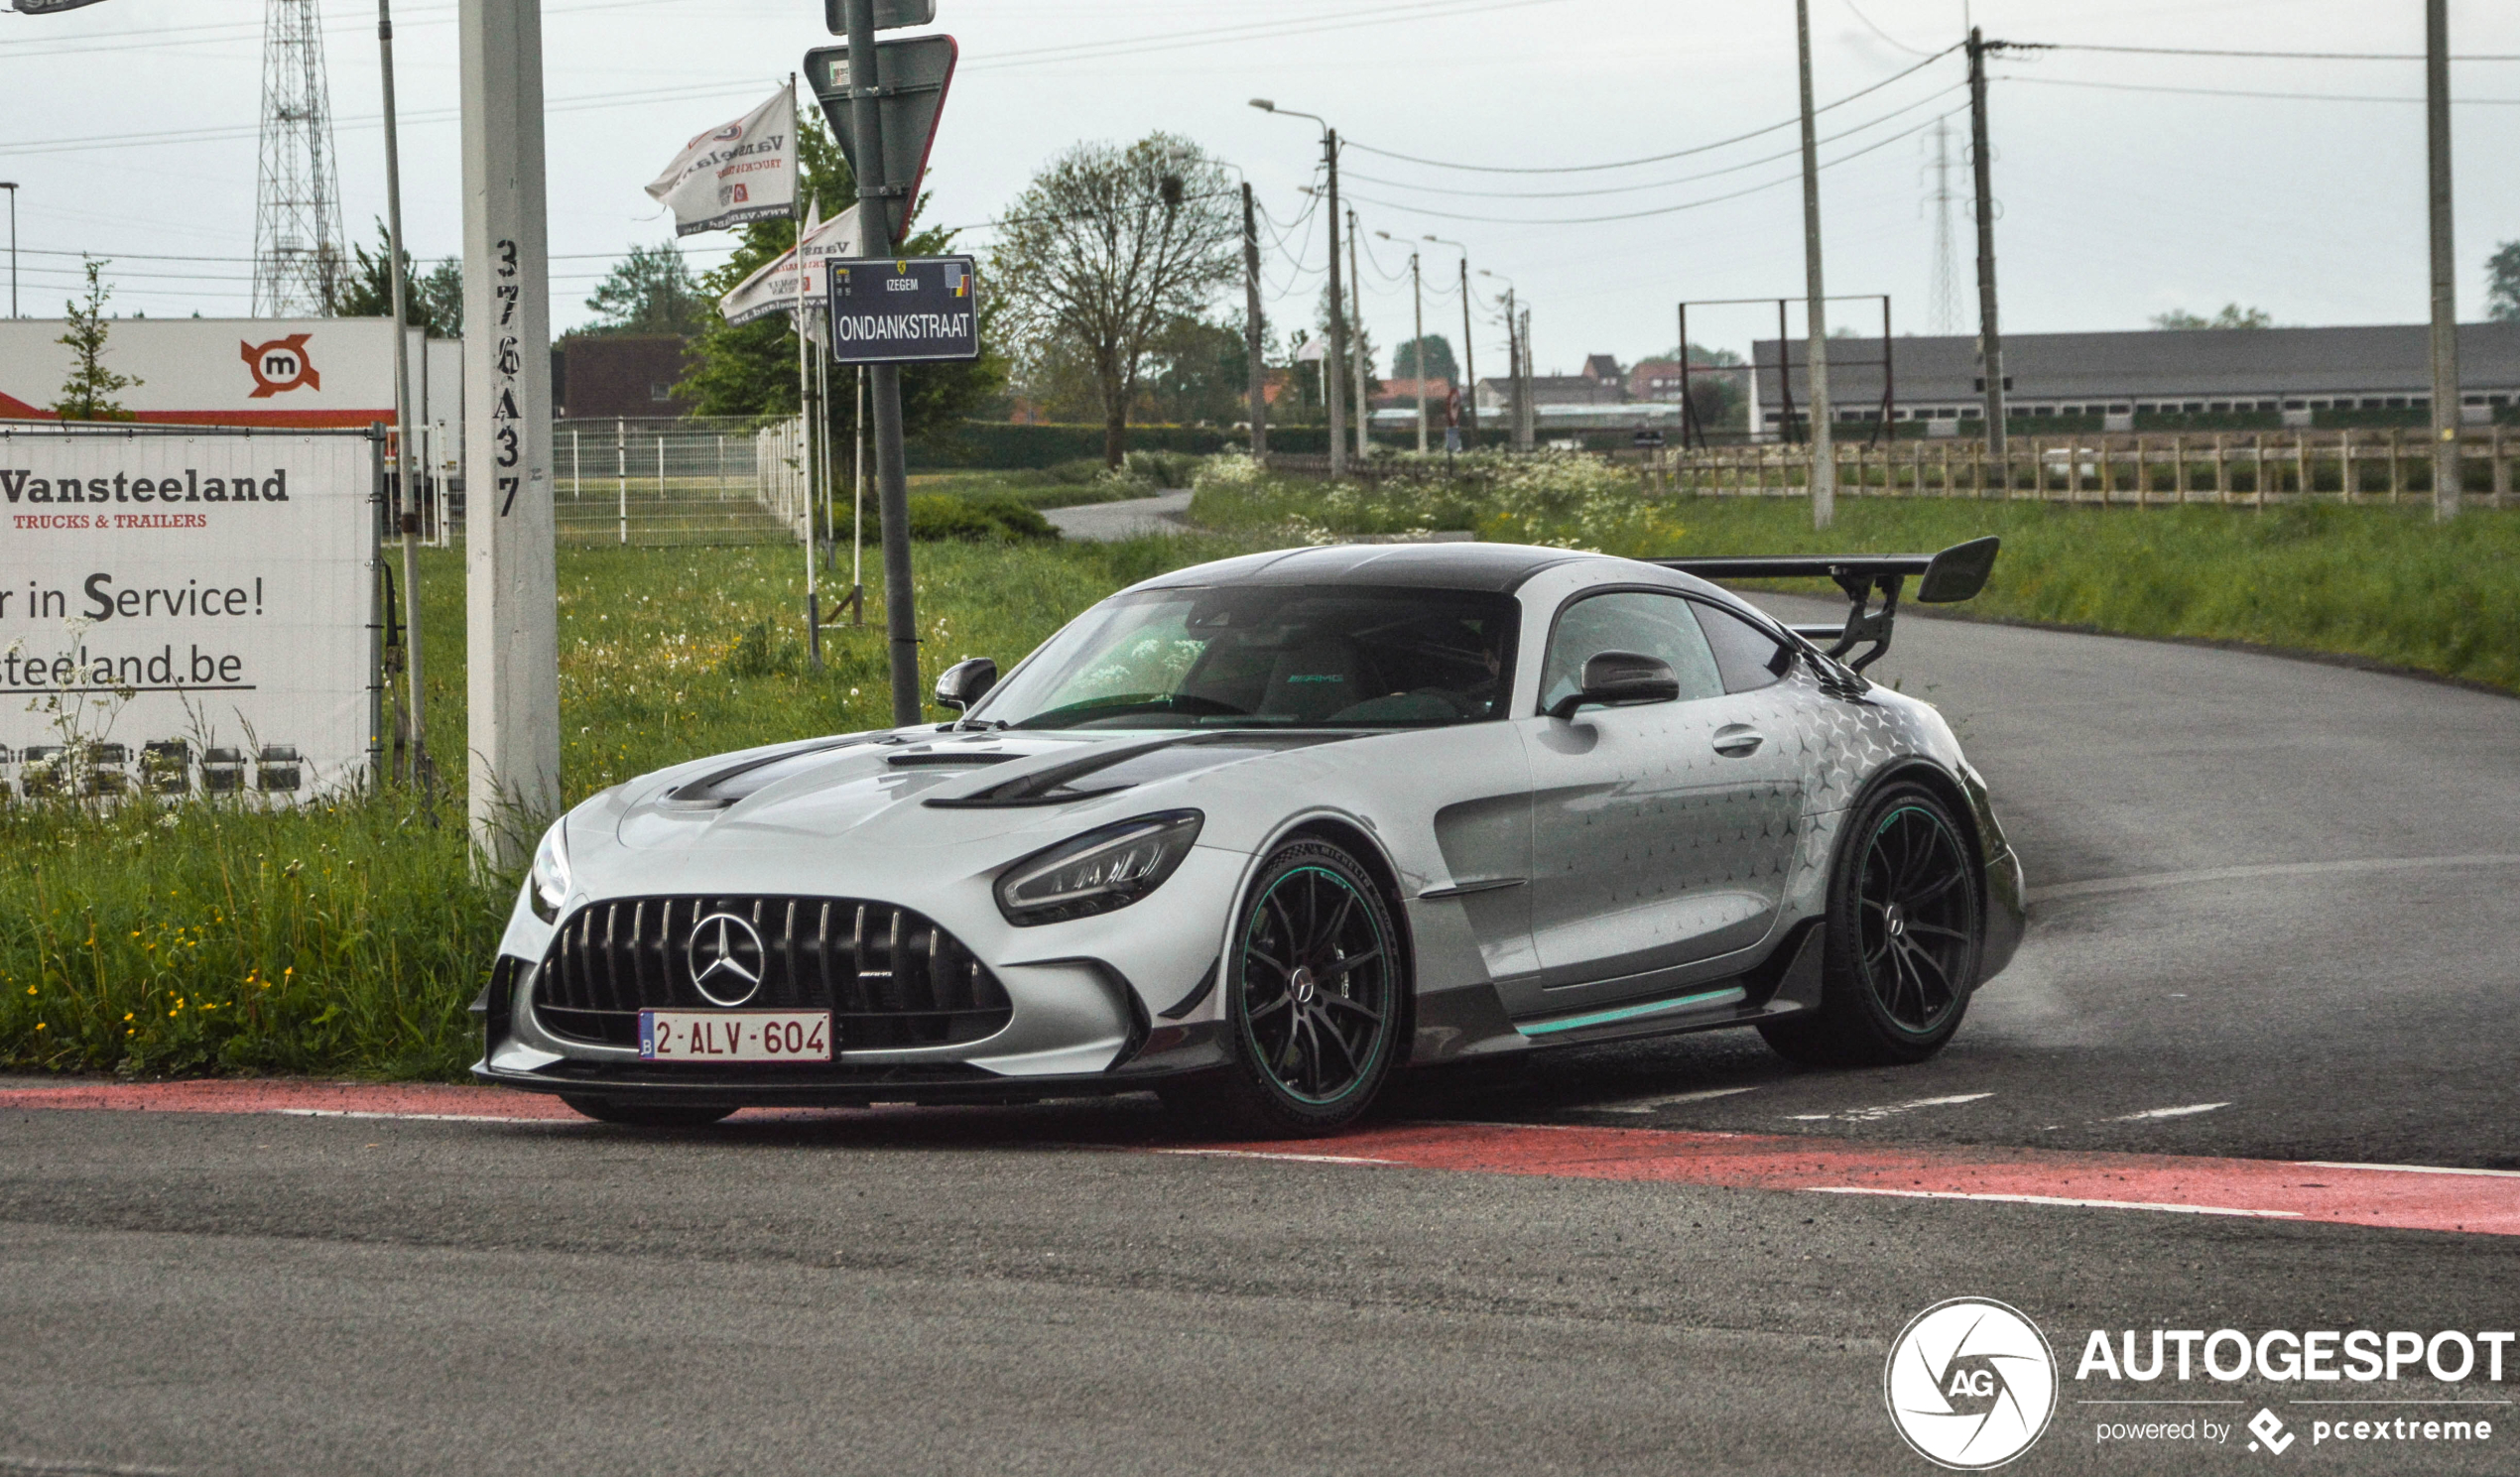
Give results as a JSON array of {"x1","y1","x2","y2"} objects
[{"x1": 1650, "y1": 536, "x2": 1999, "y2": 674}]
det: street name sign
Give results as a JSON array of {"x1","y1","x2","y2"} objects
[
  {"x1": 804, "y1": 34, "x2": 957, "y2": 243},
  {"x1": 823, "y1": 256, "x2": 980, "y2": 365}
]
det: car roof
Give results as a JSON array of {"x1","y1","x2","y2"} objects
[{"x1": 1132, "y1": 542, "x2": 1593, "y2": 594}]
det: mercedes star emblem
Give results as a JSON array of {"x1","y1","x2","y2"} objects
[{"x1": 686, "y1": 912, "x2": 767, "y2": 1007}]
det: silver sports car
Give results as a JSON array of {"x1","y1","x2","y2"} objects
[{"x1": 476, "y1": 539, "x2": 2024, "y2": 1134}]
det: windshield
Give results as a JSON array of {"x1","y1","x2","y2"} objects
[{"x1": 967, "y1": 584, "x2": 1521, "y2": 731}]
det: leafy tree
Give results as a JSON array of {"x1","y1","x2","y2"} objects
[
  {"x1": 2151, "y1": 304, "x2": 2274, "y2": 330},
  {"x1": 1390, "y1": 333, "x2": 1456, "y2": 385},
  {"x1": 989, "y1": 133, "x2": 1240, "y2": 464},
  {"x1": 1141, "y1": 312, "x2": 1253, "y2": 425},
  {"x1": 54, "y1": 260, "x2": 139, "y2": 421},
  {"x1": 329, "y1": 219, "x2": 461, "y2": 336},
  {"x1": 678, "y1": 107, "x2": 1006, "y2": 446},
  {"x1": 2488, "y1": 241, "x2": 2520, "y2": 322},
  {"x1": 581, "y1": 242, "x2": 706, "y2": 337}
]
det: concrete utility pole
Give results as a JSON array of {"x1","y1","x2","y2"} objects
[
  {"x1": 459, "y1": 0, "x2": 559, "y2": 866},
  {"x1": 1381, "y1": 233, "x2": 1428, "y2": 453},
  {"x1": 1795, "y1": 0, "x2": 1834, "y2": 529},
  {"x1": 844, "y1": 0, "x2": 922, "y2": 726},
  {"x1": 1347, "y1": 208, "x2": 1369, "y2": 462},
  {"x1": 1242, "y1": 182, "x2": 1267, "y2": 457},
  {"x1": 377, "y1": 0, "x2": 429, "y2": 790},
  {"x1": 1, "y1": 183, "x2": 16, "y2": 317},
  {"x1": 2427, "y1": 0, "x2": 2461, "y2": 521},
  {"x1": 1967, "y1": 27, "x2": 2008, "y2": 460},
  {"x1": 1427, "y1": 235, "x2": 1476, "y2": 444}
]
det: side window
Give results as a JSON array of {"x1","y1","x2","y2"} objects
[
  {"x1": 1693, "y1": 600, "x2": 1794, "y2": 693},
  {"x1": 1538, "y1": 590, "x2": 1726, "y2": 715}
]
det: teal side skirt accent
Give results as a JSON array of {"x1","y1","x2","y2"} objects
[{"x1": 1516, "y1": 985, "x2": 1749, "y2": 1038}]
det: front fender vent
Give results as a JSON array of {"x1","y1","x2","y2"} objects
[{"x1": 532, "y1": 896, "x2": 1011, "y2": 1051}]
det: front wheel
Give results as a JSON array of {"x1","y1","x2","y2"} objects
[
  {"x1": 1162, "y1": 838, "x2": 1404, "y2": 1138},
  {"x1": 1760, "y1": 780, "x2": 1982, "y2": 1067},
  {"x1": 560, "y1": 1095, "x2": 737, "y2": 1129}
]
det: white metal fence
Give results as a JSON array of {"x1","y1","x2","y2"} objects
[{"x1": 552, "y1": 417, "x2": 791, "y2": 546}]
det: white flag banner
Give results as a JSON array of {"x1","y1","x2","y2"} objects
[
  {"x1": 1293, "y1": 337, "x2": 1328, "y2": 363},
  {"x1": 645, "y1": 89, "x2": 797, "y2": 237},
  {"x1": 717, "y1": 204, "x2": 868, "y2": 331}
]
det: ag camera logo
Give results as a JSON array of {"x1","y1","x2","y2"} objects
[{"x1": 1886, "y1": 1297, "x2": 2059, "y2": 1469}]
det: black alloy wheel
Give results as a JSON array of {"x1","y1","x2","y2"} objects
[
  {"x1": 1760, "y1": 780, "x2": 1982, "y2": 1067},
  {"x1": 1164, "y1": 838, "x2": 1404, "y2": 1137},
  {"x1": 1857, "y1": 801, "x2": 1977, "y2": 1035}
]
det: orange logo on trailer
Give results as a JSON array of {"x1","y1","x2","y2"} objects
[{"x1": 240, "y1": 334, "x2": 321, "y2": 398}]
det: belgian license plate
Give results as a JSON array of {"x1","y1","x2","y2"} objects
[{"x1": 638, "y1": 1010, "x2": 831, "y2": 1062}]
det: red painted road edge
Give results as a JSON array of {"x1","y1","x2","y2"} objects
[{"x1": 4, "y1": 1081, "x2": 2513, "y2": 1237}]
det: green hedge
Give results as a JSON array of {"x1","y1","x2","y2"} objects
[{"x1": 911, "y1": 423, "x2": 1236, "y2": 470}]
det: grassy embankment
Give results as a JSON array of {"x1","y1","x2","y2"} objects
[
  {"x1": 1189, "y1": 454, "x2": 2520, "y2": 693},
  {"x1": 11, "y1": 451, "x2": 2515, "y2": 1082},
  {"x1": 0, "y1": 530, "x2": 1266, "y2": 1081}
]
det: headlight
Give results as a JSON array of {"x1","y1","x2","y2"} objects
[
  {"x1": 995, "y1": 810, "x2": 1202, "y2": 926},
  {"x1": 528, "y1": 819, "x2": 572, "y2": 923}
]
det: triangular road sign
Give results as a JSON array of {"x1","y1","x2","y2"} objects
[{"x1": 805, "y1": 34, "x2": 957, "y2": 246}]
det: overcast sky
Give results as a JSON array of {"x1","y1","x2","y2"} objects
[{"x1": 3, "y1": 0, "x2": 2515, "y2": 380}]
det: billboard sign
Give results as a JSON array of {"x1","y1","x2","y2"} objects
[
  {"x1": 0, "y1": 427, "x2": 380, "y2": 802},
  {"x1": 822, "y1": 256, "x2": 980, "y2": 365},
  {"x1": 0, "y1": 318, "x2": 446, "y2": 430}
]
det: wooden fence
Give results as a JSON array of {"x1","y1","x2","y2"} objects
[{"x1": 1650, "y1": 428, "x2": 2516, "y2": 507}]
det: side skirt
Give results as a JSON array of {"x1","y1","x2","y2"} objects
[{"x1": 1507, "y1": 922, "x2": 1826, "y2": 1049}]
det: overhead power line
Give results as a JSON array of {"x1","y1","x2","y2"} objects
[
  {"x1": 1999, "y1": 74, "x2": 2520, "y2": 105},
  {"x1": 2033, "y1": 43, "x2": 2520, "y2": 62},
  {"x1": 1344, "y1": 108, "x2": 1957, "y2": 227},
  {"x1": 1345, "y1": 43, "x2": 1960, "y2": 174},
  {"x1": 1345, "y1": 82, "x2": 1963, "y2": 199}
]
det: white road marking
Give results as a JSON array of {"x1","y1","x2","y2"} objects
[
  {"x1": 273, "y1": 1108, "x2": 566, "y2": 1126},
  {"x1": 1808, "y1": 1187, "x2": 2304, "y2": 1219},
  {"x1": 1157, "y1": 1149, "x2": 1403, "y2": 1167},
  {"x1": 2294, "y1": 1161, "x2": 2520, "y2": 1178},
  {"x1": 1789, "y1": 1092, "x2": 1992, "y2": 1123},
  {"x1": 2105, "y1": 1102, "x2": 2232, "y2": 1122},
  {"x1": 1587, "y1": 1086, "x2": 1761, "y2": 1114}
]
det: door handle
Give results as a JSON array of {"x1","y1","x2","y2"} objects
[{"x1": 1711, "y1": 725, "x2": 1764, "y2": 758}]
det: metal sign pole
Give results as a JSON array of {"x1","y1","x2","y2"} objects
[
  {"x1": 843, "y1": 0, "x2": 921, "y2": 726},
  {"x1": 459, "y1": 0, "x2": 560, "y2": 868},
  {"x1": 377, "y1": 0, "x2": 430, "y2": 793}
]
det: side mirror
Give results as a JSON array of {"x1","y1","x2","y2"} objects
[
  {"x1": 1916, "y1": 536, "x2": 2001, "y2": 604},
  {"x1": 934, "y1": 657, "x2": 998, "y2": 711},
  {"x1": 1549, "y1": 651, "x2": 1680, "y2": 721}
]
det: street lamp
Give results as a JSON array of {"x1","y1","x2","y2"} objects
[
  {"x1": 0, "y1": 183, "x2": 17, "y2": 319},
  {"x1": 1480, "y1": 268, "x2": 1529, "y2": 450},
  {"x1": 1423, "y1": 233, "x2": 1477, "y2": 446},
  {"x1": 1250, "y1": 97, "x2": 1348, "y2": 477},
  {"x1": 1375, "y1": 231, "x2": 1428, "y2": 453}
]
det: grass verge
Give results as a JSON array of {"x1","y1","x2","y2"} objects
[{"x1": 1, "y1": 531, "x2": 1271, "y2": 1080}]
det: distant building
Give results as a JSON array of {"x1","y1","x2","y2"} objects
[
  {"x1": 556, "y1": 335, "x2": 693, "y2": 421},
  {"x1": 1750, "y1": 322, "x2": 2520, "y2": 434},
  {"x1": 1474, "y1": 373, "x2": 1627, "y2": 414},
  {"x1": 1371, "y1": 376, "x2": 1453, "y2": 411}
]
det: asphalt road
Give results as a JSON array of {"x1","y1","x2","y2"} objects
[{"x1": 4, "y1": 591, "x2": 2517, "y2": 1476}]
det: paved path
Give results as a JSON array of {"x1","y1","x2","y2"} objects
[
  {"x1": 1043, "y1": 489, "x2": 1194, "y2": 541},
  {"x1": 3, "y1": 602, "x2": 2516, "y2": 1475}
]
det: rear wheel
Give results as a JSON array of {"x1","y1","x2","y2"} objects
[
  {"x1": 1760, "y1": 780, "x2": 1981, "y2": 1067},
  {"x1": 559, "y1": 1095, "x2": 737, "y2": 1129},
  {"x1": 1163, "y1": 838, "x2": 1404, "y2": 1138}
]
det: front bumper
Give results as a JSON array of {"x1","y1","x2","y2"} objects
[{"x1": 473, "y1": 845, "x2": 1251, "y2": 1106}]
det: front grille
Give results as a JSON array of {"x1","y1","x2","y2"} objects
[{"x1": 533, "y1": 896, "x2": 1012, "y2": 1052}]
